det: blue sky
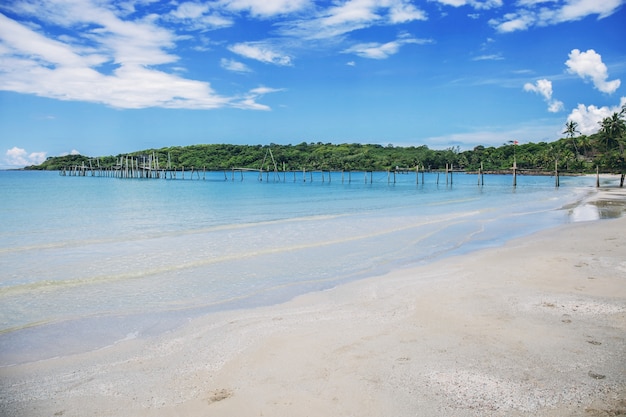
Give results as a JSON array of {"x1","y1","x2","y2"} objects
[{"x1": 1, "y1": 0, "x2": 625, "y2": 168}]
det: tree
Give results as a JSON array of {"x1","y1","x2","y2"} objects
[
  {"x1": 563, "y1": 120, "x2": 581, "y2": 157},
  {"x1": 597, "y1": 110, "x2": 626, "y2": 186},
  {"x1": 598, "y1": 112, "x2": 625, "y2": 153},
  {"x1": 563, "y1": 120, "x2": 580, "y2": 138}
]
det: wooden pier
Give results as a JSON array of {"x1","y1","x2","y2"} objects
[{"x1": 60, "y1": 155, "x2": 565, "y2": 187}]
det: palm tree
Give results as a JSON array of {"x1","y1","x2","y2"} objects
[
  {"x1": 598, "y1": 112, "x2": 626, "y2": 153},
  {"x1": 597, "y1": 111, "x2": 626, "y2": 186},
  {"x1": 563, "y1": 120, "x2": 580, "y2": 138},
  {"x1": 563, "y1": 120, "x2": 581, "y2": 156},
  {"x1": 577, "y1": 135, "x2": 591, "y2": 158}
]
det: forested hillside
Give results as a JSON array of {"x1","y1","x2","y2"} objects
[{"x1": 26, "y1": 107, "x2": 626, "y2": 181}]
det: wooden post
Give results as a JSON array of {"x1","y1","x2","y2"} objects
[
  {"x1": 596, "y1": 166, "x2": 600, "y2": 187},
  {"x1": 480, "y1": 162, "x2": 484, "y2": 186},
  {"x1": 512, "y1": 165, "x2": 517, "y2": 187},
  {"x1": 554, "y1": 159, "x2": 559, "y2": 187},
  {"x1": 512, "y1": 155, "x2": 517, "y2": 187}
]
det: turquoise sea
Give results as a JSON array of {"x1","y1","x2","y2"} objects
[{"x1": 0, "y1": 170, "x2": 610, "y2": 365}]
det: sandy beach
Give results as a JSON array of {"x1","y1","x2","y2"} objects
[{"x1": 1, "y1": 188, "x2": 625, "y2": 417}]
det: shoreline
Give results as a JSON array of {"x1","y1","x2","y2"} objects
[{"x1": 1, "y1": 188, "x2": 625, "y2": 416}]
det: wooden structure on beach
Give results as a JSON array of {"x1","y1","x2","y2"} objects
[{"x1": 60, "y1": 153, "x2": 568, "y2": 187}]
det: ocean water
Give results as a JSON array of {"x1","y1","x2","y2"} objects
[{"x1": 0, "y1": 170, "x2": 606, "y2": 365}]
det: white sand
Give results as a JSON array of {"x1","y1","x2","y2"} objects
[{"x1": 1, "y1": 189, "x2": 625, "y2": 417}]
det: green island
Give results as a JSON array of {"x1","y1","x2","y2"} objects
[{"x1": 26, "y1": 108, "x2": 626, "y2": 185}]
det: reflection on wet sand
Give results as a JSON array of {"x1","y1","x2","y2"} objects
[{"x1": 570, "y1": 188, "x2": 626, "y2": 221}]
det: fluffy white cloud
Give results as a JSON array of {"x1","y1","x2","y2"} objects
[
  {"x1": 0, "y1": 1, "x2": 290, "y2": 110},
  {"x1": 490, "y1": 0, "x2": 623, "y2": 32},
  {"x1": 342, "y1": 35, "x2": 431, "y2": 59},
  {"x1": 388, "y1": 2, "x2": 427, "y2": 23},
  {"x1": 0, "y1": 5, "x2": 239, "y2": 109},
  {"x1": 228, "y1": 42, "x2": 292, "y2": 66},
  {"x1": 566, "y1": 97, "x2": 626, "y2": 135},
  {"x1": 565, "y1": 49, "x2": 621, "y2": 94},
  {"x1": 523, "y1": 79, "x2": 564, "y2": 113},
  {"x1": 220, "y1": 58, "x2": 252, "y2": 73},
  {"x1": 4, "y1": 147, "x2": 47, "y2": 167},
  {"x1": 491, "y1": 11, "x2": 534, "y2": 32}
]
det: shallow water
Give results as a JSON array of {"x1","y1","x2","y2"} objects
[{"x1": 0, "y1": 170, "x2": 610, "y2": 365}]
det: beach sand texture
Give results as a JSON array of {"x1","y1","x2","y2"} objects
[{"x1": 1, "y1": 191, "x2": 625, "y2": 417}]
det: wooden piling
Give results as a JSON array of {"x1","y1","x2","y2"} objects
[{"x1": 554, "y1": 159, "x2": 559, "y2": 187}]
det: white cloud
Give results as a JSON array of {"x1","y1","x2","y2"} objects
[
  {"x1": 279, "y1": 0, "x2": 427, "y2": 40},
  {"x1": 228, "y1": 42, "x2": 292, "y2": 66},
  {"x1": 490, "y1": 0, "x2": 623, "y2": 32},
  {"x1": 60, "y1": 149, "x2": 81, "y2": 156},
  {"x1": 4, "y1": 147, "x2": 47, "y2": 167},
  {"x1": 342, "y1": 35, "x2": 431, "y2": 59},
  {"x1": 523, "y1": 79, "x2": 564, "y2": 113},
  {"x1": 490, "y1": 10, "x2": 535, "y2": 32},
  {"x1": 565, "y1": 49, "x2": 621, "y2": 94},
  {"x1": 220, "y1": 0, "x2": 312, "y2": 17},
  {"x1": 423, "y1": 121, "x2": 563, "y2": 150},
  {"x1": 232, "y1": 86, "x2": 285, "y2": 111},
  {"x1": 0, "y1": 1, "x2": 295, "y2": 112},
  {"x1": 388, "y1": 2, "x2": 427, "y2": 23},
  {"x1": 0, "y1": 4, "x2": 247, "y2": 110},
  {"x1": 433, "y1": 0, "x2": 503, "y2": 10},
  {"x1": 221, "y1": 58, "x2": 252, "y2": 73},
  {"x1": 554, "y1": 0, "x2": 623, "y2": 23},
  {"x1": 524, "y1": 79, "x2": 552, "y2": 98},
  {"x1": 547, "y1": 100, "x2": 565, "y2": 113},
  {"x1": 566, "y1": 97, "x2": 626, "y2": 135},
  {"x1": 249, "y1": 86, "x2": 284, "y2": 95},
  {"x1": 472, "y1": 54, "x2": 503, "y2": 61},
  {"x1": 167, "y1": 2, "x2": 233, "y2": 31}
]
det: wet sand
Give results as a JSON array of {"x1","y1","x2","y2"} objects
[{"x1": 1, "y1": 188, "x2": 625, "y2": 417}]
